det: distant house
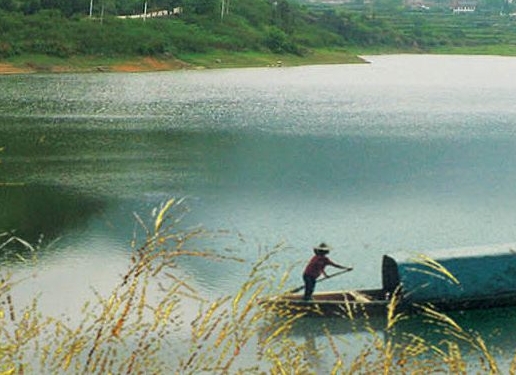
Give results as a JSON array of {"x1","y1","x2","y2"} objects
[
  {"x1": 452, "y1": 5, "x2": 475, "y2": 13},
  {"x1": 451, "y1": 0, "x2": 476, "y2": 13},
  {"x1": 117, "y1": 7, "x2": 182, "y2": 20}
]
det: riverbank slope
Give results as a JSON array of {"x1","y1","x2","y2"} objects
[
  {"x1": 0, "y1": 49, "x2": 367, "y2": 75},
  {"x1": 4, "y1": 44, "x2": 516, "y2": 75}
]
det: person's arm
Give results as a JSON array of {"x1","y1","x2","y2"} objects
[{"x1": 328, "y1": 259, "x2": 352, "y2": 271}]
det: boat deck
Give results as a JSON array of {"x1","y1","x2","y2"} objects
[
  {"x1": 282, "y1": 289, "x2": 387, "y2": 302},
  {"x1": 264, "y1": 289, "x2": 390, "y2": 318}
]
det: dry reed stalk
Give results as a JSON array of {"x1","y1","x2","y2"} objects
[
  {"x1": 266, "y1": 339, "x2": 316, "y2": 374},
  {"x1": 347, "y1": 346, "x2": 373, "y2": 373},
  {"x1": 261, "y1": 314, "x2": 300, "y2": 348},
  {"x1": 419, "y1": 305, "x2": 464, "y2": 334},
  {"x1": 398, "y1": 333, "x2": 430, "y2": 358},
  {"x1": 382, "y1": 339, "x2": 395, "y2": 374},
  {"x1": 472, "y1": 334, "x2": 499, "y2": 374},
  {"x1": 443, "y1": 341, "x2": 467, "y2": 374},
  {"x1": 111, "y1": 277, "x2": 139, "y2": 338},
  {"x1": 386, "y1": 286, "x2": 406, "y2": 330},
  {"x1": 509, "y1": 355, "x2": 516, "y2": 375},
  {"x1": 415, "y1": 302, "x2": 503, "y2": 374},
  {"x1": 222, "y1": 286, "x2": 268, "y2": 370},
  {"x1": 318, "y1": 326, "x2": 343, "y2": 373},
  {"x1": 409, "y1": 254, "x2": 460, "y2": 285}
]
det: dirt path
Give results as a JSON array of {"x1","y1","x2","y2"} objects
[
  {"x1": 0, "y1": 63, "x2": 33, "y2": 74},
  {"x1": 106, "y1": 57, "x2": 191, "y2": 72}
]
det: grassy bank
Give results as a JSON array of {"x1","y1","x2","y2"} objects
[
  {"x1": 429, "y1": 44, "x2": 516, "y2": 56},
  {"x1": 0, "y1": 49, "x2": 366, "y2": 75},
  {"x1": 178, "y1": 48, "x2": 366, "y2": 69},
  {"x1": 344, "y1": 43, "x2": 516, "y2": 57}
]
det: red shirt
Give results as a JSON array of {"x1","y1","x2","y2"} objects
[{"x1": 303, "y1": 254, "x2": 338, "y2": 278}]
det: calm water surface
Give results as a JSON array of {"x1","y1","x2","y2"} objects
[{"x1": 2, "y1": 54, "x2": 516, "y2": 369}]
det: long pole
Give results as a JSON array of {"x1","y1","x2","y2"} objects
[
  {"x1": 89, "y1": 0, "x2": 93, "y2": 17},
  {"x1": 288, "y1": 268, "x2": 353, "y2": 294}
]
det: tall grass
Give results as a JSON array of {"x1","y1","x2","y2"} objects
[{"x1": 0, "y1": 198, "x2": 515, "y2": 373}]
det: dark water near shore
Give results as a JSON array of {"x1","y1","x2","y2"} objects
[{"x1": 2, "y1": 54, "x2": 516, "y2": 369}]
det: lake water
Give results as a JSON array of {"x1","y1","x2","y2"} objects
[{"x1": 2, "y1": 54, "x2": 516, "y2": 370}]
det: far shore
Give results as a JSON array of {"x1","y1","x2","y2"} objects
[
  {"x1": 0, "y1": 56, "x2": 191, "y2": 75},
  {"x1": 0, "y1": 50, "x2": 368, "y2": 75},
  {"x1": 2, "y1": 46, "x2": 516, "y2": 75}
]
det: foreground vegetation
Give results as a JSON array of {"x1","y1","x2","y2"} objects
[
  {"x1": 1, "y1": 198, "x2": 515, "y2": 373},
  {"x1": 2, "y1": 0, "x2": 516, "y2": 72}
]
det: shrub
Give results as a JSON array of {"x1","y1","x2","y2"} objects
[
  {"x1": 264, "y1": 26, "x2": 300, "y2": 54},
  {"x1": 0, "y1": 42, "x2": 18, "y2": 57}
]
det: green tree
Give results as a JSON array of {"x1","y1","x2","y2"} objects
[
  {"x1": 0, "y1": 0, "x2": 17, "y2": 11},
  {"x1": 272, "y1": 0, "x2": 294, "y2": 33},
  {"x1": 264, "y1": 25, "x2": 300, "y2": 53},
  {"x1": 232, "y1": 0, "x2": 271, "y2": 26},
  {"x1": 40, "y1": 0, "x2": 88, "y2": 16},
  {"x1": 22, "y1": 0, "x2": 42, "y2": 14},
  {"x1": 184, "y1": 0, "x2": 217, "y2": 15}
]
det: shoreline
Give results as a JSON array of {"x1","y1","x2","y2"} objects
[
  {"x1": 3, "y1": 47, "x2": 516, "y2": 75},
  {"x1": 0, "y1": 50, "x2": 367, "y2": 75},
  {"x1": 0, "y1": 56, "x2": 192, "y2": 75}
]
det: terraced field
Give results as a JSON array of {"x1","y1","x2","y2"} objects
[{"x1": 306, "y1": 1, "x2": 516, "y2": 53}]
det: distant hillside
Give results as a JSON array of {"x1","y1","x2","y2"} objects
[
  {"x1": 1, "y1": 0, "x2": 516, "y2": 63},
  {"x1": 0, "y1": 0, "x2": 345, "y2": 59}
]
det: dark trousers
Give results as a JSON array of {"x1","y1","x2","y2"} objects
[{"x1": 303, "y1": 274, "x2": 316, "y2": 301}]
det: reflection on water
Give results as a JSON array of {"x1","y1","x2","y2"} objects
[
  {"x1": 284, "y1": 305, "x2": 516, "y2": 372},
  {"x1": 387, "y1": 307, "x2": 516, "y2": 372},
  {"x1": 0, "y1": 184, "x2": 105, "y2": 260}
]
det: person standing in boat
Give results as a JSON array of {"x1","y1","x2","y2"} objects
[{"x1": 303, "y1": 243, "x2": 351, "y2": 301}]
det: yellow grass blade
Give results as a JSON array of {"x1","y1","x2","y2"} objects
[
  {"x1": 412, "y1": 254, "x2": 460, "y2": 285},
  {"x1": 154, "y1": 198, "x2": 176, "y2": 233}
]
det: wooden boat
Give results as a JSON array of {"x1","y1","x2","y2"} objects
[
  {"x1": 264, "y1": 243, "x2": 516, "y2": 318},
  {"x1": 263, "y1": 288, "x2": 391, "y2": 318}
]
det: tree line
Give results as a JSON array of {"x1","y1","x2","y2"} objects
[
  {"x1": 0, "y1": 0, "x2": 179, "y2": 17},
  {"x1": 0, "y1": 0, "x2": 266, "y2": 17}
]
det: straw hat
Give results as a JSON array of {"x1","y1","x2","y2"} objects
[{"x1": 314, "y1": 242, "x2": 331, "y2": 254}]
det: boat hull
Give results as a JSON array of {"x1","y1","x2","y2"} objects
[{"x1": 263, "y1": 289, "x2": 391, "y2": 318}]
